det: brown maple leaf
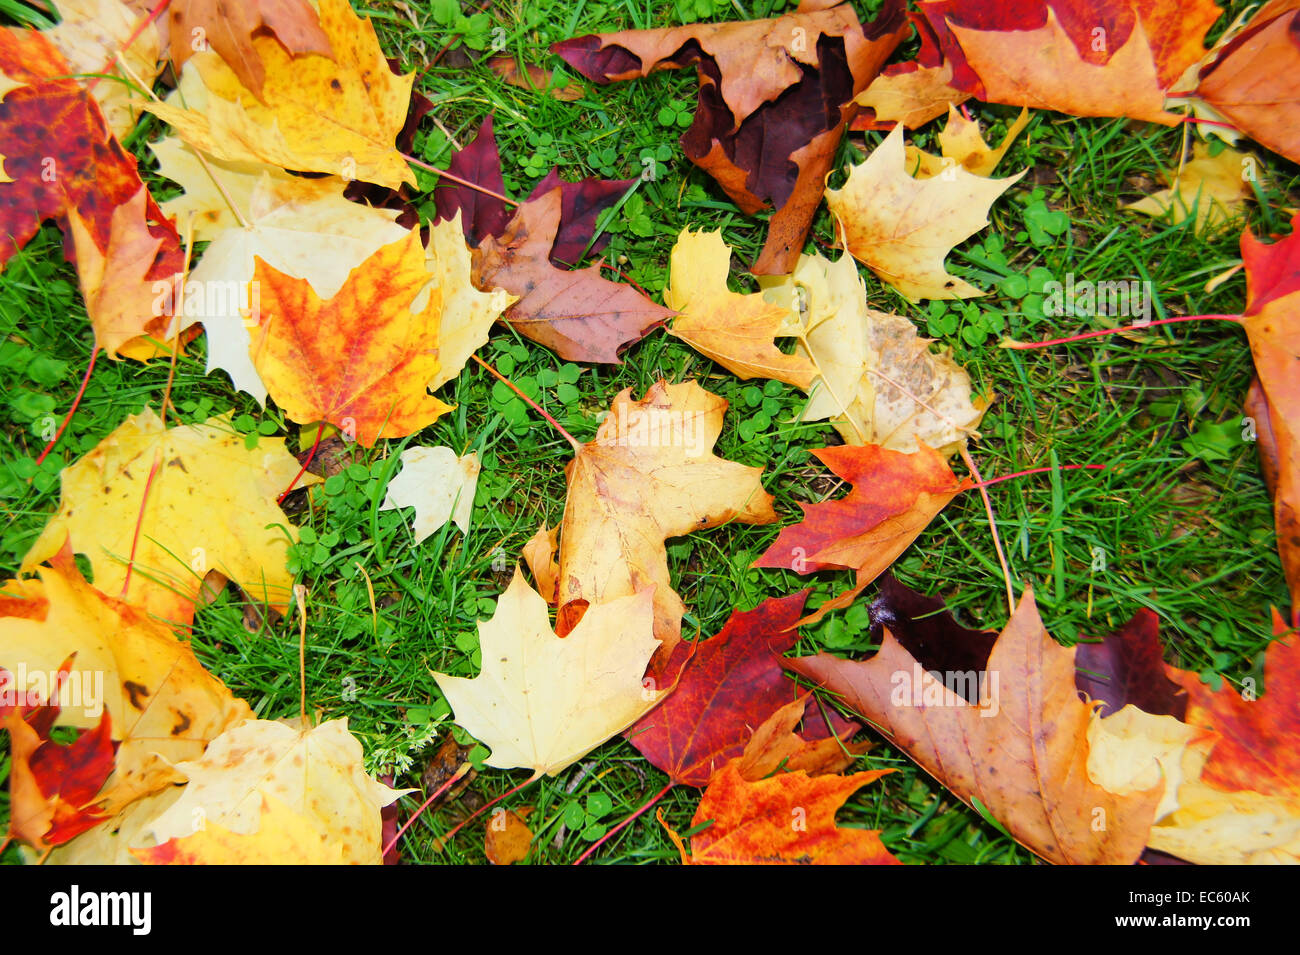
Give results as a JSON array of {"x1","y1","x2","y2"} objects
[
  {"x1": 553, "y1": 0, "x2": 908, "y2": 274},
  {"x1": 473, "y1": 187, "x2": 673, "y2": 363},
  {"x1": 788, "y1": 589, "x2": 1164, "y2": 864}
]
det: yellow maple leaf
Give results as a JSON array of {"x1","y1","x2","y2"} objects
[
  {"x1": 22, "y1": 408, "x2": 319, "y2": 626},
  {"x1": 134, "y1": 794, "x2": 346, "y2": 864},
  {"x1": 143, "y1": 0, "x2": 415, "y2": 190},
  {"x1": 556, "y1": 380, "x2": 778, "y2": 664},
  {"x1": 663, "y1": 229, "x2": 817, "y2": 390},
  {"x1": 826, "y1": 124, "x2": 1025, "y2": 301},
  {"x1": 136, "y1": 717, "x2": 403, "y2": 864},
  {"x1": 1125, "y1": 142, "x2": 1255, "y2": 232},
  {"x1": 434, "y1": 570, "x2": 662, "y2": 779},
  {"x1": 904, "y1": 105, "x2": 1030, "y2": 179}
]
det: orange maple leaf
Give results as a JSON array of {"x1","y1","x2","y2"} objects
[{"x1": 249, "y1": 231, "x2": 452, "y2": 446}]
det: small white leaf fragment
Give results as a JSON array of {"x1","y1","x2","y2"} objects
[{"x1": 381, "y1": 446, "x2": 480, "y2": 542}]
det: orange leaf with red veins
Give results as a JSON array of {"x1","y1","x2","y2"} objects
[
  {"x1": 1237, "y1": 213, "x2": 1300, "y2": 617},
  {"x1": 556, "y1": 380, "x2": 778, "y2": 666},
  {"x1": 683, "y1": 762, "x2": 898, "y2": 865},
  {"x1": 753, "y1": 443, "x2": 971, "y2": 624},
  {"x1": 918, "y1": 0, "x2": 1222, "y2": 124},
  {"x1": 473, "y1": 188, "x2": 673, "y2": 363},
  {"x1": 788, "y1": 589, "x2": 1164, "y2": 864},
  {"x1": 1193, "y1": 0, "x2": 1300, "y2": 164},
  {"x1": 167, "y1": 0, "x2": 332, "y2": 100},
  {"x1": 1166, "y1": 610, "x2": 1300, "y2": 798},
  {"x1": 0, "y1": 28, "x2": 183, "y2": 351},
  {"x1": 250, "y1": 230, "x2": 451, "y2": 446}
]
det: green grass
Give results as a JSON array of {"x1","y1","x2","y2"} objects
[{"x1": 1, "y1": 0, "x2": 1295, "y2": 865}]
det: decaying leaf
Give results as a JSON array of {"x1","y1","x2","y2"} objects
[
  {"x1": 433, "y1": 570, "x2": 661, "y2": 779},
  {"x1": 761, "y1": 249, "x2": 990, "y2": 451},
  {"x1": 521, "y1": 523, "x2": 560, "y2": 604},
  {"x1": 826, "y1": 123, "x2": 1025, "y2": 300},
  {"x1": 0, "y1": 553, "x2": 253, "y2": 815},
  {"x1": 553, "y1": 0, "x2": 908, "y2": 274},
  {"x1": 488, "y1": 57, "x2": 582, "y2": 101},
  {"x1": 788, "y1": 589, "x2": 1164, "y2": 864},
  {"x1": 22, "y1": 408, "x2": 319, "y2": 626},
  {"x1": 380, "y1": 446, "x2": 480, "y2": 542},
  {"x1": 484, "y1": 806, "x2": 534, "y2": 865},
  {"x1": 556, "y1": 380, "x2": 778, "y2": 665}
]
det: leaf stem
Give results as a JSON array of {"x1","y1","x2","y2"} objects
[
  {"x1": 381, "y1": 761, "x2": 472, "y2": 859},
  {"x1": 277, "y1": 425, "x2": 325, "y2": 505},
  {"x1": 471, "y1": 354, "x2": 582, "y2": 452},
  {"x1": 960, "y1": 448, "x2": 1016, "y2": 617},
  {"x1": 401, "y1": 152, "x2": 519, "y2": 207},
  {"x1": 33, "y1": 347, "x2": 96, "y2": 467},
  {"x1": 1001, "y1": 314, "x2": 1241, "y2": 350},
  {"x1": 572, "y1": 780, "x2": 674, "y2": 865},
  {"x1": 967, "y1": 463, "x2": 1106, "y2": 490}
]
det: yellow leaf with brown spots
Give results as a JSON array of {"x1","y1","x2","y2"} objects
[
  {"x1": 144, "y1": 0, "x2": 414, "y2": 190},
  {"x1": 137, "y1": 717, "x2": 405, "y2": 865},
  {"x1": 22, "y1": 407, "x2": 317, "y2": 626},
  {"x1": 249, "y1": 230, "x2": 452, "y2": 447},
  {"x1": 0, "y1": 552, "x2": 252, "y2": 815}
]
